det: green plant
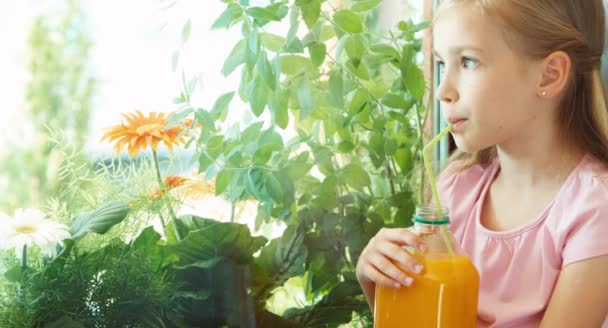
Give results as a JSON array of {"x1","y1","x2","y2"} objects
[
  {"x1": 0, "y1": 0, "x2": 431, "y2": 326},
  {"x1": 0, "y1": 0, "x2": 96, "y2": 211},
  {"x1": 168, "y1": 0, "x2": 432, "y2": 326}
]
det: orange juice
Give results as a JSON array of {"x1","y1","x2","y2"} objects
[
  {"x1": 374, "y1": 205, "x2": 479, "y2": 328},
  {"x1": 374, "y1": 255, "x2": 479, "y2": 327}
]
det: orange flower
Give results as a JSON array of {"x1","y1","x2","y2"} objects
[
  {"x1": 101, "y1": 110, "x2": 196, "y2": 157},
  {"x1": 148, "y1": 175, "x2": 217, "y2": 200},
  {"x1": 149, "y1": 175, "x2": 189, "y2": 199}
]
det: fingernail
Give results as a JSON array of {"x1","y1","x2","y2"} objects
[
  {"x1": 405, "y1": 277, "x2": 413, "y2": 286},
  {"x1": 414, "y1": 264, "x2": 423, "y2": 274},
  {"x1": 393, "y1": 283, "x2": 401, "y2": 289},
  {"x1": 418, "y1": 244, "x2": 427, "y2": 252}
]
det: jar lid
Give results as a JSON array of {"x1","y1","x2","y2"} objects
[{"x1": 412, "y1": 216, "x2": 450, "y2": 225}]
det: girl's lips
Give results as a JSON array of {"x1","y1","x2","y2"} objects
[{"x1": 450, "y1": 119, "x2": 468, "y2": 133}]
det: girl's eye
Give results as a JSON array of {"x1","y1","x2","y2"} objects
[{"x1": 462, "y1": 56, "x2": 479, "y2": 69}]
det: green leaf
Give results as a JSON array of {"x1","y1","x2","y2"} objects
[
  {"x1": 222, "y1": 39, "x2": 246, "y2": 77},
  {"x1": 284, "y1": 36, "x2": 305, "y2": 53},
  {"x1": 284, "y1": 160, "x2": 313, "y2": 181},
  {"x1": 381, "y1": 93, "x2": 409, "y2": 109},
  {"x1": 171, "y1": 50, "x2": 180, "y2": 72},
  {"x1": 342, "y1": 163, "x2": 370, "y2": 190},
  {"x1": 369, "y1": 132, "x2": 384, "y2": 157},
  {"x1": 241, "y1": 121, "x2": 264, "y2": 142},
  {"x1": 320, "y1": 24, "x2": 335, "y2": 41},
  {"x1": 333, "y1": 10, "x2": 363, "y2": 34},
  {"x1": 328, "y1": 70, "x2": 344, "y2": 108},
  {"x1": 247, "y1": 168, "x2": 265, "y2": 201},
  {"x1": 250, "y1": 75, "x2": 268, "y2": 116},
  {"x1": 345, "y1": 35, "x2": 365, "y2": 64},
  {"x1": 395, "y1": 147, "x2": 412, "y2": 173},
  {"x1": 346, "y1": 59, "x2": 369, "y2": 80},
  {"x1": 269, "y1": 88, "x2": 289, "y2": 129},
  {"x1": 253, "y1": 225, "x2": 307, "y2": 295},
  {"x1": 370, "y1": 43, "x2": 401, "y2": 60},
  {"x1": 260, "y1": 32, "x2": 285, "y2": 52},
  {"x1": 337, "y1": 140, "x2": 355, "y2": 153},
  {"x1": 412, "y1": 21, "x2": 430, "y2": 32},
  {"x1": 164, "y1": 106, "x2": 193, "y2": 129},
  {"x1": 132, "y1": 226, "x2": 177, "y2": 269},
  {"x1": 385, "y1": 138, "x2": 397, "y2": 155},
  {"x1": 132, "y1": 226, "x2": 161, "y2": 250},
  {"x1": 211, "y1": 91, "x2": 235, "y2": 118},
  {"x1": 253, "y1": 143, "x2": 281, "y2": 165},
  {"x1": 308, "y1": 42, "x2": 326, "y2": 67},
  {"x1": 4, "y1": 265, "x2": 22, "y2": 283},
  {"x1": 351, "y1": 0, "x2": 382, "y2": 12},
  {"x1": 245, "y1": 29, "x2": 260, "y2": 70},
  {"x1": 300, "y1": 0, "x2": 321, "y2": 28},
  {"x1": 315, "y1": 175, "x2": 338, "y2": 209},
  {"x1": 280, "y1": 55, "x2": 313, "y2": 76},
  {"x1": 297, "y1": 77, "x2": 316, "y2": 119},
  {"x1": 258, "y1": 51, "x2": 276, "y2": 90},
  {"x1": 246, "y1": 3, "x2": 288, "y2": 25},
  {"x1": 212, "y1": 3, "x2": 243, "y2": 29},
  {"x1": 284, "y1": 280, "x2": 368, "y2": 326},
  {"x1": 265, "y1": 172, "x2": 285, "y2": 203},
  {"x1": 169, "y1": 217, "x2": 268, "y2": 268},
  {"x1": 349, "y1": 89, "x2": 370, "y2": 115},
  {"x1": 181, "y1": 19, "x2": 192, "y2": 43},
  {"x1": 388, "y1": 110, "x2": 409, "y2": 124},
  {"x1": 215, "y1": 170, "x2": 232, "y2": 195},
  {"x1": 70, "y1": 201, "x2": 130, "y2": 240},
  {"x1": 314, "y1": 147, "x2": 335, "y2": 175},
  {"x1": 405, "y1": 64, "x2": 425, "y2": 101},
  {"x1": 44, "y1": 315, "x2": 86, "y2": 328}
]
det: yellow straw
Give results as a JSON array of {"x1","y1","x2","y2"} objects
[{"x1": 422, "y1": 124, "x2": 454, "y2": 256}]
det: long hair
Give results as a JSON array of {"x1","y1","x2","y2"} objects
[{"x1": 436, "y1": 0, "x2": 608, "y2": 169}]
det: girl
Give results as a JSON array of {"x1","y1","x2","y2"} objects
[{"x1": 356, "y1": 1, "x2": 608, "y2": 327}]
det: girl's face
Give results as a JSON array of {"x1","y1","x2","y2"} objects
[{"x1": 433, "y1": 5, "x2": 543, "y2": 153}]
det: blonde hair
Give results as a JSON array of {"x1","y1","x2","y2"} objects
[{"x1": 436, "y1": 0, "x2": 608, "y2": 169}]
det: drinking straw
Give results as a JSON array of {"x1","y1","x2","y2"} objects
[{"x1": 422, "y1": 124, "x2": 454, "y2": 256}]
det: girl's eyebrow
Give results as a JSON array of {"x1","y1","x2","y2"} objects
[{"x1": 433, "y1": 46, "x2": 485, "y2": 59}]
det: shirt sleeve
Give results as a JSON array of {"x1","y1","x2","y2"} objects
[{"x1": 561, "y1": 176, "x2": 608, "y2": 267}]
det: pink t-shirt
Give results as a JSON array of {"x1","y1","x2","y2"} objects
[{"x1": 438, "y1": 154, "x2": 608, "y2": 327}]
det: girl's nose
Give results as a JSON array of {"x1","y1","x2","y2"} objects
[{"x1": 436, "y1": 79, "x2": 459, "y2": 104}]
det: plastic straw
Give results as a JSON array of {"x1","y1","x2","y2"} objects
[{"x1": 422, "y1": 124, "x2": 454, "y2": 256}]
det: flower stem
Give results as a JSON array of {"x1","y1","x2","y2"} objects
[
  {"x1": 152, "y1": 150, "x2": 181, "y2": 242},
  {"x1": 158, "y1": 212, "x2": 167, "y2": 229},
  {"x1": 21, "y1": 245, "x2": 27, "y2": 272}
]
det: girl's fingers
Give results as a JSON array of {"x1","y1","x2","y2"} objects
[
  {"x1": 378, "y1": 228, "x2": 426, "y2": 251},
  {"x1": 363, "y1": 265, "x2": 403, "y2": 289},
  {"x1": 376, "y1": 239, "x2": 424, "y2": 275},
  {"x1": 367, "y1": 253, "x2": 414, "y2": 287}
]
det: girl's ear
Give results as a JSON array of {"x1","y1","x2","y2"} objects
[{"x1": 537, "y1": 51, "x2": 571, "y2": 98}]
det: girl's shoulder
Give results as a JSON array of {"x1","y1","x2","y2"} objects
[
  {"x1": 557, "y1": 154, "x2": 608, "y2": 213},
  {"x1": 562, "y1": 154, "x2": 608, "y2": 199},
  {"x1": 553, "y1": 154, "x2": 608, "y2": 266}
]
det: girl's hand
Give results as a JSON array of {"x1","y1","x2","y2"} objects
[{"x1": 356, "y1": 228, "x2": 426, "y2": 290}]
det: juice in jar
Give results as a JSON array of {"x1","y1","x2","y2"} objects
[
  {"x1": 374, "y1": 206, "x2": 479, "y2": 328},
  {"x1": 374, "y1": 254, "x2": 479, "y2": 328}
]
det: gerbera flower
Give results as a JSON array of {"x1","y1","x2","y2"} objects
[
  {"x1": 148, "y1": 175, "x2": 189, "y2": 199},
  {"x1": 0, "y1": 208, "x2": 71, "y2": 259},
  {"x1": 100, "y1": 110, "x2": 196, "y2": 157}
]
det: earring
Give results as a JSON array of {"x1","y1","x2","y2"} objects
[{"x1": 540, "y1": 90, "x2": 547, "y2": 97}]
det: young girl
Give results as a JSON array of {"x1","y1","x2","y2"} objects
[{"x1": 356, "y1": 1, "x2": 608, "y2": 327}]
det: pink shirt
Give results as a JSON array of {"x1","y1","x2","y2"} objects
[{"x1": 438, "y1": 154, "x2": 608, "y2": 327}]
